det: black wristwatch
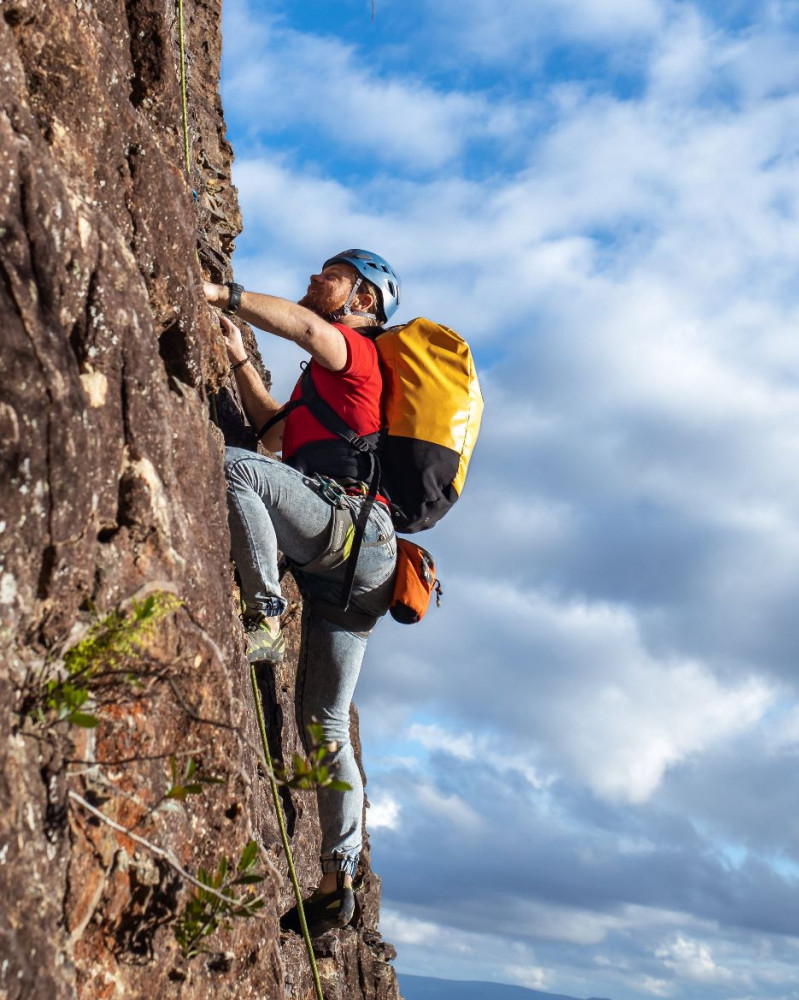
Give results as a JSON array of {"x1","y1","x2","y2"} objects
[{"x1": 224, "y1": 282, "x2": 244, "y2": 315}]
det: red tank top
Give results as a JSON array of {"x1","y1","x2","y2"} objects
[{"x1": 281, "y1": 324, "x2": 383, "y2": 462}]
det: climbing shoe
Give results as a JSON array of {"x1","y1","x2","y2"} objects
[
  {"x1": 241, "y1": 613, "x2": 285, "y2": 664},
  {"x1": 281, "y1": 873, "x2": 355, "y2": 936}
]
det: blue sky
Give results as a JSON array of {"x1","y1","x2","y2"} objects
[{"x1": 217, "y1": 2, "x2": 799, "y2": 997}]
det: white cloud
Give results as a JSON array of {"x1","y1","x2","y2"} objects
[
  {"x1": 404, "y1": 722, "x2": 553, "y2": 790},
  {"x1": 381, "y1": 910, "x2": 444, "y2": 948},
  {"x1": 637, "y1": 976, "x2": 674, "y2": 997},
  {"x1": 414, "y1": 782, "x2": 485, "y2": 832},
  {"x1": 407, "y1": 723, "x2": 477, "y2": 761},
  {"x1": 426, "y1": 0, "x2": 665, "y2": 64},
  {"x1": 510, "y1": 901, "x2": 635, "y2": 946},
  {"x1": 368, "y1": 794, "x2": 402, "y2": 831},
  {"x1": 766, "y1": 705, "x2": 799, "y2": 751},
  {"x1": 382, "y1": 908, "x2": 557, "y2": 988},
  {"x1": 371, "y1": 581, "x2": 776, "y2": 803},
  {"x1": 655, "y1": 934, "x2": 738, "y2": 985},
  {"x1": 223, "y1": 0, "x2": 529, "y2": 170},
  {"x1": 232, "y1": 159, "x2": 361, "y2": 264},
  {"x1": 384, "y1": 898, "x2": 756, "y2": 998},
  {"x1": 501, "y1": 964, "x2": 551, "y2": 991},
  {"x1": 561, "y1": 656, "x2": 774, "y2": 802},
  {"x1": 647, "y1": 5, "x2": 714, "y2": 101}
]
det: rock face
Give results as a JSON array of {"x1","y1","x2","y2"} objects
[{"x1": 0, "y1": 1, "x2": 402, "y2": 998}]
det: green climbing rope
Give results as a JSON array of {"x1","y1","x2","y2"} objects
[
  {"x1": 177, "y1": 0, "x2": 191, "y2": 175},
  {"x1": 250, "y1": 664, "x2": 326, "y2": 1000}
]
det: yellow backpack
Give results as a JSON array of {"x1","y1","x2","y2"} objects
[{"x1": 376, "y1": 317, "x2": 483, "y2": 533}]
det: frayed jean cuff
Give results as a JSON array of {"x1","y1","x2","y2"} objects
[
  {"x1": 259, "y1": 596, "x2": 287, "y2": 618},
  {"x1": 321, "y1": 853, "x2": 359, "y2": 878}
]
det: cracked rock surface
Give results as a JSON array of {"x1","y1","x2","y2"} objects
[{"x1": 0, "y1": 1, "x2": 402, "y2": 998}]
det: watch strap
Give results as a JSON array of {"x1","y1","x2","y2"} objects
[{"x1": 224, "y1": 282, "x2": 244, "y2": 314}]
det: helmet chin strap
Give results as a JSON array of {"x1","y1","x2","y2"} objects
[{"x1": 329, "y1": 276, "x2": 379, "y2": 322}]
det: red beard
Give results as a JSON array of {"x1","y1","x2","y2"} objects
[{"x1": 298, "y1": 284, "x2": 342, "y2": 318}]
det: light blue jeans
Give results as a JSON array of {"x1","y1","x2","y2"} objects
[{"x1": 224, "y1": 447, "x2": 397, "y2": 877}]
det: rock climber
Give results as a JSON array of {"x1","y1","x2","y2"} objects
[{"x1": 204, "y1": 250, "x2": 401, "y2": 935}]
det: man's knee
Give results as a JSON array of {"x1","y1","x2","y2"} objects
[
  {"x1": 299, "y1": 706, "x2": 351, "y2": 755},
  {"x1": 224, "y1": 446, "x2": 253, "y2": 480},
  {"x1": 224, "y1": 447, "x2": 280, "y2": 494}
]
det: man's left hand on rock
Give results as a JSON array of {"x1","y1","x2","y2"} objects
[
  {"x1": 218, "y1": 313, "x2": 246, "y2": 364},
  {"x1": 204, "y1": 280, "x2": 230, "y2": 309}
]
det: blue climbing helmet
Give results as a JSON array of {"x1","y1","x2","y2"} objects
[{"x1": 323, "y1": 249, "x2": 401, "y2": 323}]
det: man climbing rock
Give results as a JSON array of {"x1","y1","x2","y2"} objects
[{"x1": 204, "y1": 250, "x2": 401, "y2": 935}]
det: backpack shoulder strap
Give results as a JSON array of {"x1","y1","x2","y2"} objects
[
  {"x1": 256, "y1": 398, "x2": 303, "y2": 441},
  {"x1": 298, "y1": 367, "x2": 378, "y2": 454}
]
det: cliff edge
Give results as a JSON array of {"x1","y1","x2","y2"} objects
[{"x1": 0, "y1": 1, "x2": 401, "y2": 997}]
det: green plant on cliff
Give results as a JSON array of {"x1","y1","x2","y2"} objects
[
  {"x1": 173, "y1": 840, "x2": 266, "y2": 957},
  {"x1": 144, "y1": 754, "x2": 227, "y2": 818},
  {"x1": 164, "y1": 755, "x2": 225, "y2": 801},
  {"x1": 272, "y1": 721, "x2": 352, "y2": 792},
  {"x1": 24, "y1": 591, "x2": 182, "y2": 729}
]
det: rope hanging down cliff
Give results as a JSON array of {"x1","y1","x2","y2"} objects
[
  {"x1": 177, "y1": 0, "x2": 191, "y2": 174},
  {"x1": 250, "y1": 665, "x2": 326, "y2": 1000}
]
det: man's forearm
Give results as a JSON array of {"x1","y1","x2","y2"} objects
[
  {"x1": 229, "y1": 359, "x2": 284, "y2": 450},
  {"x1": 238, "y1": 291, "x2": 319, "y2": 345},
  {"x1": 208, "y1": 283, "x2": 323, "y2": 346},
  {"x1": 205, "y1": 283, "x2": 347, "y2": 371}
]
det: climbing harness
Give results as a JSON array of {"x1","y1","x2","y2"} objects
[
  {"x1": 292, "y1": 476, "x2": 355, "y2": 576},
  {"x1": 257, "y1": 369, "x2": 382, "y2": 613},
  {"x1": 250, "y1": 664, "x2": 326, "y2": 1000}
]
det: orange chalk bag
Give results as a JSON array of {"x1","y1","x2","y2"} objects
[{"x1": 389, "y1": 539, "x2": 442, "y2": 624}]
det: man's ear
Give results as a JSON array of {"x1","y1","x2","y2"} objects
[{"x1": 353, "y1": 288, "x2": 377, "y2": 315}]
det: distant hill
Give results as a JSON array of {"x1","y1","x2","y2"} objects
[{"x1": 397, "y1": 973, "x2": 614, "y2": 1000}]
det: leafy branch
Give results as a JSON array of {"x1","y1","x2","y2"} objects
[
  {"x1": 272, "y1": 721, "x2": 351, "y2": 792},
  {"x1": 173, "y1": 841, "x2": 266, "y2": 957},
  {"x1": 165, "y1": 755, "x2": 225, "y2": 801},
  {"x1": 68, "y1": 792, "x2": 268, "y2": 959},
  {"x1": 132, "y1": 755, "x2": 227, "y2": 824},
  {"x1": 23, "y1": 591, "x2": 181, "y2": 729}
]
